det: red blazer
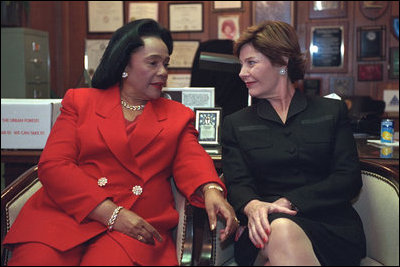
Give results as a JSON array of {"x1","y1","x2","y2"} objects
[{"x1": 4, "y1": 85, "x2": 223, "y2": 266}]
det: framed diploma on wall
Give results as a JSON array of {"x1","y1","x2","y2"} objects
[
  {"x1": 194, "y1": 108, "x2": 222, "y2": 146},
  {"x1": 169, "y1": 40, "x2": 200, "y2": 69},
  {"x1": 87, "y1": 1, "x2": 124, "y2": 33},
  {"x1": 168, "y1": 3, "x2": 203, "y2": 32}
]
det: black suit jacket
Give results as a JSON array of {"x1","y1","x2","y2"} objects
[{"x1": 222, "y1": 91, "x2": 365, "y2": 247}]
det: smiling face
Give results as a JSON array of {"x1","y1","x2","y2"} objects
[
  {"x1": 238, "y1": 42, "x2": 282, "y2": 99},
  {"x1": 122, "y1": 36, "x2": 170, "y2": 101}
]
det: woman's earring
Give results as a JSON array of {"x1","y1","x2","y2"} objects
[
  {"x1": 279, "y1": 68, "x2": 287, "y2": 75},
  {"x1": 122, "y1": 72, "x2": 128, "y2": 78}
]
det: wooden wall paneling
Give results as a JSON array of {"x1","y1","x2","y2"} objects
[
  {"x1": 10, "y1": 1, "x2": 397, "y2": 99},
  {"x1": 28, "y1": 1, "x2": 60, "y2": 97}
]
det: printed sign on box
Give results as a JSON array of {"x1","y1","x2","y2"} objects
[{"x1": 1, "y1": 99, "x2": 62, "y2": 149}]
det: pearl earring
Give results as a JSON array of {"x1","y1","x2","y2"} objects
[
  {"x1": 122, "y1": 72, "x2": 128, "y2": 78},
  {"x1": 279, "y1": 68, "x2": 287, "y2": 75}
]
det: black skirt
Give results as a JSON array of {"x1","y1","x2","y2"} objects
[{"x1": 234, "y1": 213, "x2": 365, "y2": 266}]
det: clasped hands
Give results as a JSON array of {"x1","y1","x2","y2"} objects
[{"x1": 243, "y1": 198, "x2": 298, "y2": 248}]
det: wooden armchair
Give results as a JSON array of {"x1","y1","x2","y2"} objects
[
  {"x1": 209, "y1": 160, "x2": 399, "y2": 266},
  {"x1": 1, "y1": 165, "x2": 210, "y2": 266}
]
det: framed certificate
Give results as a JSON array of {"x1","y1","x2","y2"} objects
[
  {"x1": 128, "y1": 2, "x2": 158, "y2": 22},
  {"x1": 168, "y1": 3, "x2": 203, "y2": 32},
  {"x1": 85, "y1": 39, "x2": 109, "y2": 77},
  {"x1": 87, "y1": 1, "x2": 124, "y2": 33},
  {"x1": 169, "y1": 40, "x2": 200, "y2": 69},
  {"x1": 194, "y1": 108, "x2": 222, "y2": 146},
  {"x1": 212, "y1": 1, "x2": 243, "y2": 12},
  {"x1": 162, "y1": 87, "x2": 215, "y2": 110}
]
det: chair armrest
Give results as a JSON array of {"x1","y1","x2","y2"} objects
[
  {"x1": 171, "y1": 177, "x2": 220, "y2": 266},
  {"x1": 354, "y1": 160, "x2": 399, "y2": 266},
  {"x1": 1, "y1": 165, "x2": 41, "y2": 266},
  {"x1": 171, "y1": 178, "x2": 195, "y2": 266}
]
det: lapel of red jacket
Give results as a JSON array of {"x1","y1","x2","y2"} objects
[
  {"x1": 129, "y1": 98, "x2": 166, "y2": 158},
  {"x1": 95, "y1": 85, "x2": 143, "y2": 176}
]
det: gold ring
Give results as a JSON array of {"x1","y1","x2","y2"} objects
[
  {"x1": 234, "y1": 217, "x2": 240, "y2": 225},
  {"x1": 137, "y1": 235, "x2": 144, "y2": 241}
]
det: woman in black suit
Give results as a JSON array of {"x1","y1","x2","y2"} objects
[{"x1": 222, "y1": 21, "x2": 366, "y2": 266}]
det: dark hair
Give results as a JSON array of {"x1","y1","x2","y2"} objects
[
  {"x1": 91, "y1": 19, "x2": 173, "y2": 89},
  {"x1": 234, "y1": 20, "x2": 306, "y2": 83}
]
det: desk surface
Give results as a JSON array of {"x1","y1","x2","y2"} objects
[{"x1": 355, "y1": 137, "x2": 399, "y2": 169}]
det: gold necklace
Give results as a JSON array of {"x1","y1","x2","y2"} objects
[{"x1": 121, "y1": 99, "x2": 145, "y2": 111}]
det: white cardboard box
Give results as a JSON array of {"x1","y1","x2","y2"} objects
[{"x1": 1, "y1": 98, "x2": 62, "y2": 149}]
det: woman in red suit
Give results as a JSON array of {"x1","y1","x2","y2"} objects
[{"x1": 3, "y1": 19, "x2": 238, "y2": 266}]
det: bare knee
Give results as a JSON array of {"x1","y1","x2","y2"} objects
[
  {"x1": 263, "y1": 218, "x2": 305, "y2": 255},
  {"x1": 270, "y1": 218, "x2": 300, "y2": 240}
]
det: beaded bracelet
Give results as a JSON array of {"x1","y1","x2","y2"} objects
[{"x1": 107, "y1": 206, "x2": 123, "y2": 232}]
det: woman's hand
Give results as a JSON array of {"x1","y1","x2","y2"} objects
[
  {"x1": 112, "y1": 208, "x2": 163, "y2": 245},
  {"x1": 273, "y1": 197, "x2": 294, "y2": 210},
  {"x1": 203, "y1": 184, "x2": 239, "y2": 242},
  {"x1": 243, "y1": 199, "x2": 297, "y2": 248},
  {"x1": 88, "y1": 200, "x2": 163, "y2": 245}
]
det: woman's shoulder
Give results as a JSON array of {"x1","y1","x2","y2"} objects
[
  {"x1": 62, "y1": 87, "x2": 111, "y2": 105},
  {"x1": 64, "y1": 87, "x2": 106, "y2": 98},
  {"x1": 307, "y1": 94, "x2": 346, "y2": 110},
  {"x1": 225, "y1": 105, "x2": 256, "y2": 121}
]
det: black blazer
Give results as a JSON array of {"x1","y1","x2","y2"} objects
[{"x1": 222, "y1": 90, "x2": 365, "y2": 246}]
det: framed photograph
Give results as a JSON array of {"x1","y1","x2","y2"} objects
[
  {"x1": 168, "y1": 3, "x2": 203, "y2": 32},
  {"x1": 218, "y1": 15, "x2": 240, "y2": 40},
  {"x1": 309, "y1": 1, "x2": 347, "y2": 19},
  {"x1": 169, "y1": 41, "x2": 200, "y2": 69},
  {"x1": 359, "y1": 1, "x2": 389, "y2": 20},
  {"x1": 253, "y1": 1, "x2": 294, "y2": 26},
  {"x1": 390, "y1": 16, "x2": 399, "y2": 40},
  {"x1": 308, "y1": 22, "x2": 348, "y2": 73},
  {"x1": 128, "y1": 2, "x2": 158, "y2": 22},
  {"x1": 213, "y1": 1, "x2": 243, "y2": 12},
  {"x1": 358, "y1": 64, "x2": 383, "y2": 81},
  {"x1": 162, "y1": 87, "x2": 215, "y2": 110},
  {"x1": 329, "y1": 77, "x2": 354, "y2": 97},
  {"x1": 194, "y1": 108, "x2": 222, "y2": 146},
  {"x1": 389, "y1": 47, "x2": 399, "y2": 79},
  {"x1": 357, "y1": 26, "x2": 386, "y2": 61},
  {"x1": 87, "y1": 1, "x2": 124, "y2": 33}
]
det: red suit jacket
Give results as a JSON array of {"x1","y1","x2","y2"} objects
[{"x1": 4, "y1": 85, "x2": 223, "y2": 265}]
